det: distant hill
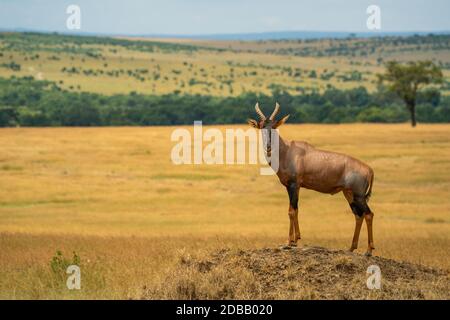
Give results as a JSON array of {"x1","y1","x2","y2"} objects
[
  {"x1": 141, "y1": 31, "x2": 450, "y2": 41},
  {"x1": 1, "y1": 28, "x2": 449, "y2": 41}
]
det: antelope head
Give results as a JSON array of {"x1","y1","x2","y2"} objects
[{"x1": 248, "y1": 103, "x2": 290, "y2": 155}]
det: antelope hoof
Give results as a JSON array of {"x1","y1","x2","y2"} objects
[
  {"x1": 281, "y1": 241, "x2": 297, "y2": 250},
  {"x1": 365, "y1": 247, "x2": 374, "y2": 257},
  {"x1": 349, "y1": 247, "x2": 357, "y2": 252}
]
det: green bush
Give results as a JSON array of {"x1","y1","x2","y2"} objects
[{"x1": 0, "y1": 77, "x2": 448, "y2": 126}]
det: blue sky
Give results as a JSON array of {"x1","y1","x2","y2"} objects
[{"x1": 0, "y1": 0, "x2": 449, "y2": 35}]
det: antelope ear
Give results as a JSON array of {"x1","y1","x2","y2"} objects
[
  {"x1": 247, "y1": 118, "x2": 259, "y2": 128},
  {"x1": 273, "y1": 115, "x2": 290, "y2": 129}
]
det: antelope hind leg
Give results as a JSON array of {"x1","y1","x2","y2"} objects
[{"x1": 364, "y1": 212, "x2": 375, "y2": 256}]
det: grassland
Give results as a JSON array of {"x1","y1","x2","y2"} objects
[
  {"x1": 0, "y1": 124, "x2": 449, "y2": 299},
  {"x1": 1, "y1": 33, "x2": 449, "y2": 96},
  {"x1": 0, "y1": 32, "x2": 449, "y2": 299}
]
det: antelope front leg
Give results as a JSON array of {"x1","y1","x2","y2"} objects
[
  {"x1": 286, "y1": 182, "x2": 300, "y2": 247},
  {"x1": 294, "y1": 209, "x2": 301, "y2": 241},
  {"x1": 287, "y1": 208, "x2": 297, "y2": 246},
  {"x1": 350, "y1": 214, "x2": 364, "y2": 252}
]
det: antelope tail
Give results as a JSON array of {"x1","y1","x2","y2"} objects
[{"x1": 365, "y1": 171, "x2": 374, "y2": 202}]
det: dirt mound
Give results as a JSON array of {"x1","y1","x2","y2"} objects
[{"x1": 144, "y1": 246, "x2": 449, "y2": 300}]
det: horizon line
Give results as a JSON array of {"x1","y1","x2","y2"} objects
[{"x1": 1, "y1": 28, "x2": 450, "y2": 40}]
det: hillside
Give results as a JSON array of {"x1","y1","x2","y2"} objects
[
  {"x1": 1, "y1": 32, "x2": 449, "y2": 96},
  {"x1": 144, "y1": 246, "x2": 449, "y2": 300}
]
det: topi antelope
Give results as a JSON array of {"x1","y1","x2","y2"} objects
[{"x1": 248, "y1": 103, "x2": 375, "y2": 256}]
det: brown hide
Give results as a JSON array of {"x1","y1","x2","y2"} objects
[{"x1": 277, "y1": 138, "x2": 374, "y2": 198}]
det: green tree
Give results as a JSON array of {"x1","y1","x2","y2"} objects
[
  {"x1": 378, "y1": 61, "x2": 443, "y2": 127},
  {"x1": 0, "y1": 106, "x2": 18, "y2": 126}
]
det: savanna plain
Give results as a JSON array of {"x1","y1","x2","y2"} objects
[{"x1": 0, "y1": 124, "x2": 449, "y2": 299}]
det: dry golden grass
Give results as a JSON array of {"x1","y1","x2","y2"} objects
[{"x1": 0, "y1": 124, "x2": 449, "y2": 299}]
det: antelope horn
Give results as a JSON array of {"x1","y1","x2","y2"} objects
[
  {"x1": 269, "y1": 102, "x2": 280, "y2": 120},
  {"x1": 255, "y1": 103, "x2": 266, "y2": 121}
]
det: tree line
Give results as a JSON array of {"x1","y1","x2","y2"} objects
[{"x1": 0, "y1": 76, "x2": 449, "y2": 127}]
